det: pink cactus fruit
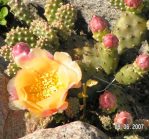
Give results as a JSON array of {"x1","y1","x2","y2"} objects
[
  {"x1": 114, "y1": 111, "x2": 133, "y2": 129},
  {"x1": 135, "y1": 54, "x2": 149, "y2": 70},
  {"x1": 89, "y1": 15, "x2": 109, "y2": 33},
  {"x1": 103, "y1": 33, "x2": 119, "y2": 48},
  {"x1": 124, "y1": 0, "x2": 142, "y2": 8},
  {"x1": 99, "y1": 90, "x2": 117, "y2": 112},
  {"x1": 12, "y1": 42, "x2": 30, "y2": 66}
]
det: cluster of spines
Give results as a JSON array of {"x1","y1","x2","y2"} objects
[
  {"x1": 8, "y1": 0, "x2": 36, "y2": 25},
  {"x1": 30, "y1": 19, "x2": 60, "y2": 48}
]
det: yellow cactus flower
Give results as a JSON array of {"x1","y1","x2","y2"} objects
[{"x1": 7, "y1": 48, "x2": 82, "y2": 117}]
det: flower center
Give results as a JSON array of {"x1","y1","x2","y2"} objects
[{"x1": 26, "y1": 72, "x2": 63, "y2": 102}]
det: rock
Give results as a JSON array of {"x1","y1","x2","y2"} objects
[
  {"x1": 21, "y1": 121, "x2": 109, "y2": 139},
  {"x1": 0, "y1": 72, "x2": 26, "y2": 139}
]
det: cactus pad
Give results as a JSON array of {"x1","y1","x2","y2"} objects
[
  {"x1": 30, "y1": 19, "x2": 59, "y2": 48},
  {"x1": 0, "y1": 45, "x2": 13, "y2": 62},
  {"x1": 96, "y1": 43, "x2": 119, "y2": 75},
  {"x1": 5, "y1": 27, "x2": 37, "y2": 48},
  {"x1": 113, "y1": 12, "x2": 147, "y2": 54},
  {"x1": 5, "y1": 62, "x2": 20, "y2": 77},
  {"x1": 8, "y1": 0, "x2": 35, "y2": 25},
  {"x1": 115, "y1": 63, "x2": 147, "y2": 85},
  {"x1": 44, "y1": 0, "x2": 63, "y2": 24},
  {"x1": 110, "y1": 0, "x2": 126, "y2": 11}
]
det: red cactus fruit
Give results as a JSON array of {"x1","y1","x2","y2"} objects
[
  {"x1": 103, "y1": 34, "x2": 119, "y2": 48},
  {"x1": 89, "y1": 15, "x2": 109, "y2": 33},
  {"x1": 124, "y1": 0, "x2": 142, "y2": 8},
  {"x1": 99, "y1": 90, "x2": 117, "y2": 112},
  {"x1": 135, "y1": 54, "x2": 149, "y2": 70}
]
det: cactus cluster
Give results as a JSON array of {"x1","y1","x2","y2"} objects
[
  {"x1": 44, "y1": 0, "x2": 77, "y2": 40},
  {"x1": 0, "y1": 0, "x2": 77, "y2": 77}
]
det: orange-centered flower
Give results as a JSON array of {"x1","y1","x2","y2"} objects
[{"x1": 7, "y1": 48, "x2": 82, "y2": 117}]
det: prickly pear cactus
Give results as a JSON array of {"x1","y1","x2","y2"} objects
[
  {"x1": 113, "y1": 12, "x2": 147, "y2": 54},
  {"x1": 5, "y1": 27, "x2": 37, "y2": 48},
  {"x1": 96, "y1": 43, "x2": 119, "y2": 75},
  {"x1": 30, "y1": 19, "x2": 60, "y2": 48},
  {"x1": 8, "y1": 0, "x2": 36, "y2": 25},
  {"x1": 44, "y1": 0, "x2": 63, "y2": 24},
  {"x1": 115, "y1": 54, "x2": 149, "y2": 85}
]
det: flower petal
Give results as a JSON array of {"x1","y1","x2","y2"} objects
[
  {"x1": 9, "y1": 100, "x2": 25, "y2": 110},
  {"x1": 7, "y1": 78, "x2": 18, "y2": 101}
]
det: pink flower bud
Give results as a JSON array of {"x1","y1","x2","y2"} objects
[
  {"x1": 12, "y1": 42, "x2": 30, "y2": 66},
  {"x1": 89, "y1": 15, "x2": 109, "y2": 33},
  {"x1": 124, "y1": 0, "x2": 142, "y2": 8},
  {"x1": 103, "y1": 34, "x2": 119, "y2": 48},
  {"x1": 114, "y1": 111, "x2": 133, "y2": 129},
  {"x1": 135, "y1": 54, "x2": 149, "y2": 70},
  {"x1": 99, "y1": 91, "x2": 117, "y2": 112}
]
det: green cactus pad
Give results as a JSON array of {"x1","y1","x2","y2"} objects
[
  {"x1": 93, "y1": 28, "x2": 110, "y2": 42},
  {"x1": 55, "y1": 4, "x2": 76, "y2": 31},
  {"x1": 5, "y1": 27, "x2": 37, "y2": 48},
  {"x1": 8, "y1": 0, "x2": 35, "y2": 25},
  {"x1": 110, "y1": 0, "x2": 126, "y2": 11},
  {"x1": 110, "y1": 0, "x2": 143, "y2": 13},
  {"x1": 113, "y1": 12, "x2": 147, "y2": 54},
  {"x1": 44, "y1": 0, "x2": 63, "y2": 24},
  {"x1": 115, "y1": 63, "x2": 147, "y2": 85},
  {"x1": 30, "y1": 19, "x2": 59, "y2": 48},
  {"x1": 96, "y1": 43, "x2": 119, "y2": 75},
  {"x1": 5, "y1": 62, "x2": 20, "y2": 77},
  {"x1": 0, "y1": 45, "x2": 13, "y2": 62}
]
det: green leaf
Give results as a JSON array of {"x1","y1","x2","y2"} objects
[
  {"x1": 0, "y1": 7, "x2": 8, "y2": 18},
  {"x1": 0, "y1": 19, "x2": 7, "y2": 25}
]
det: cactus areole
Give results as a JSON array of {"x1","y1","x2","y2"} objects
[
  {"x1": 124, "y1": 0, "x2": 142, "y2": 8},
  {"x1": 135, "y1": 54, "x2": 149, "y2": 70},
  {"x1": 103, "y1": 34, "x2": 119, "y2": 48},
  {"x1": 89, "y1": 15, "x2": 108, "y2": 33}
]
